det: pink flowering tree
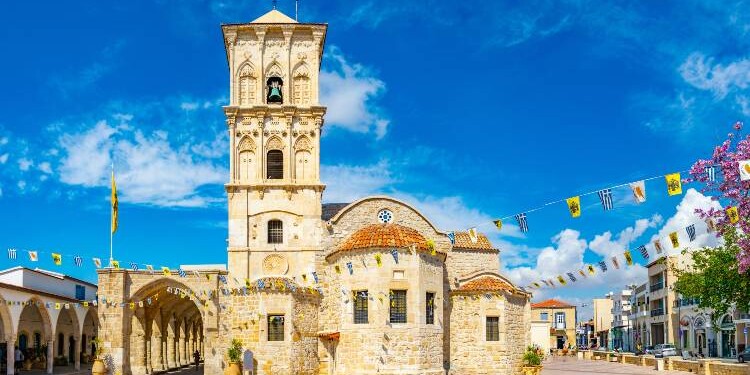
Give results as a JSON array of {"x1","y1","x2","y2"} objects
[{"x1": 686, "y1": 121, "x2": 750, "y2": 272}]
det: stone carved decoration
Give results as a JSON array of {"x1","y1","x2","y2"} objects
[
  {"x1": 267, "y1": 62, "x2": 284, "y2": 78},
  {"x1": 262, "y1": 254, "x2": 288, "y2": 275},
  {"x1": 238, "y1": 136, "x2": 256, "y2": 152},
  {"x1": 294, "y1": 136, "x2": 311, "y2": 151},
  {"x1": 266, "y1": 136, "x2": 284, "y2": 150},
  {"x1": 237, "y1": 63, "x2": 257, "y2": 106}
]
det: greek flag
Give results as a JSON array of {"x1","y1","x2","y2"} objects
[
  {"x1": 566, "y1": 272, "x2": 577, "y2": 282},
  {"x1": 598, "y1": 189, "x2": 614, "y2": 211},
  {"x1": 74, "y1": 256, "x2": 83, "y2": 267},
  {"x1": 515, "y1": 213, "x2": 528, "y2": 233},
  {"x1": 598, "y1": 261, "x2": 608, "y2": 272},
  {"x1": 219, "y1": 275, "x2": 227, "y2": 284},
  {"x1": 705, "y1": 166, "x2": 716, "y2": 182},
  {"x1": 638, "y1": 245, "x2": 649, "y2": 259},
  {"x1": 312, "y1": 271, "x2": 318, "y2": 283},
  {"x1": 257, "y1": 279, "x2": 265, "y2": 289},
  {"x1": 390, "y1": 248, "x2": 399, "y2": 263},
  {"x1": 7, "y1": 248, "x2": 16, "y2": 260},
  {"x1": 447, "y1": 232, "x2": 455, "y2": 245},
  {"x1": 130, "y1": 263, "x2": 139, "y2": 271},
  {"x1": 686, "y1": 224, "x2": 696, "y2": 242},
  {"x1": 178, "y1": 269, "x2": 186, "y2": 277},
  {"x1": 346, "y1": 261, "x2": 353, "y2": 275}
]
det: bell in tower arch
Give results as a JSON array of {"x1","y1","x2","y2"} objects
[{"x1": 266, "y1": 77, "x2": 283, "y2": 104}]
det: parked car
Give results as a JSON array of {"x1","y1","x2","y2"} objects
[
  {"x1": 643, "y1": 346, "x2": 655, "y2": 355},
  {"x1": 738, "y1": 347, "x2": 750, "y2": 363},
  {"x1": 653, "y1": 344, "x2": 677, "y2": 357}
]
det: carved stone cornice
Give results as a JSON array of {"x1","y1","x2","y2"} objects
[{"x1": 224, "y1": 182, "x2": 325, "y2": 195}]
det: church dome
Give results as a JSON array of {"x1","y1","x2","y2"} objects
[{"x1": 336, "y1": 223, "x2": 430, "y2": 253}]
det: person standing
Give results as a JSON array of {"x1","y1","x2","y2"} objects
[
  {"x1": 14, "y1": 346, "x2": 23, "y2": 375},
  {"x1": 193, "y1": 349, "x2": 200, "y2": 371}
]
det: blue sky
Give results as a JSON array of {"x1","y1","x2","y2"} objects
[{"x1": 1, "y1": 1, "x2": 749, "y2": 319}]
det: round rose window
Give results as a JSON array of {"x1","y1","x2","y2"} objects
[{"x1": 378, "y1": 209, "x2": 393, "y2": 223}]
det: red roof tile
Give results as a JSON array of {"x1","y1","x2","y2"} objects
[
  {"x1": 337, "y1": 223, "x2": 430, "y2": 253},
  {"x1": 531, "y1": 298, "x2": 574, "y2": 309},
  {"x1": 452, "y1": 231, "x2": 497, "y2": 251},
  {"x1": 457, "y1": 276, "x2": 514, "y2": 292}
]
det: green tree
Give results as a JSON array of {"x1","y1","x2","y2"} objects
[{"x1": 672, "y1": 226, "x2": 750, "y2": 324}]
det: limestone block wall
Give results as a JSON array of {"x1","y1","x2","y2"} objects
[
  {"x1": 445, "y1": 249, "x2": 500, "y2": 288},
  {"x1": 448, "y1": 293, "x2": 529, "y2": 375}
]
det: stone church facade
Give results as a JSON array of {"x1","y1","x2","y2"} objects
[{"x1": 97, "y1": 9, "x2": 531, "y2": 375}]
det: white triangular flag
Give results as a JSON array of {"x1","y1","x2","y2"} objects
[
  {"x1": 468, "y1": 227, "x2": 478, "y2": 243},
  {"x1": 739, "y1": 160, "x2": 750, "y2": 181},
  {"x1": 629, "y1": 180, "x2": 646, "y2": 203}
]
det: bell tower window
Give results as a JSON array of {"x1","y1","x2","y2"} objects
[
  {"x1": 266, "y1": 150, "x2": 283, "y2": 179},
  {"x1": 266, "y1": 77, "x2": 283, "y2": 104}
]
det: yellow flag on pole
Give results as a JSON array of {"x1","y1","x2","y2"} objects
[
  {"x1": 624, "y1": 251, "x2": 633, "y2": 266},
  {"x1": 52, "y1": 253, "x2": 62, "y2": 266},
  {"x1": 727, "y1": 206, "x2": 740, "y2": 224},
  {"x1": 665, "y1": 173, "x2": 682, "y2": 196},
  {"x1": 566, "y1": 196, "x2": 581, "y2": 218},
  {"x1": 111, "y1": 169, "x2": 119, "y2": 234}
]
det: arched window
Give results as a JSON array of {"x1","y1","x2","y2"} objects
[
  {"x1": 266, "y1": 150, "x2": 283, "y2": 179},
  {"x1": 18, "y1": 333, "x2": 28, "y2": 352},
  {"x1": 238, "y1": 64, "x2": 256, "y2": 105},
  {"x1": 293, "y1": 76, "x2": 310, "y2": 105},
  {"x1": 268, "y1": 220, "x2": 283, "y2": 244}
]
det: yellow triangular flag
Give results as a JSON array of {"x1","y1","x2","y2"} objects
[
  {"x1": 52, "y1": 253, "x2": 62, "y2": 266},
  {"x1": 566, "y1": 196, "x2": 581, "y2": 218},
  {"x1": 669, "y1": 232, "x2": 679, "y2": 248},
  {"x1": 492, "y1": 220, "x2": 502, "y2": 230},
  {"x1": 111, "y1": 169, "x2": 119, "y2": 234},
  {"x1": 727, "y1": 206, "x2": 740, "y2": 224},
  {"x1": 665, "y1": 173, "x2": 682, "y2": 196},
  {"x1": 557, "y1": 275, "x2": 567, "y2": 285},
  {"x1": 587, "y1": 264, "x2": 595, "y2": 275},
  {"x1": 162, "y1": 267, "x2": 171, "y2": 276},
  {"x1": 374, "y1": 253, "x2": 382, "y2": 267},
  {"x1": 54, "y1": 303, "x2": 61, "y2": 310},
  {"x1": 111, "y1": 260, "x2": 120, "y2": 269}
]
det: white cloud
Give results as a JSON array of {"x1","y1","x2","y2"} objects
[
  {"x1": 0, "y1": 154, "x2": 8, "y2": 164},
  {"x1": 17, "y1": 181, "x2": 26, "y2": 191},
  {"x1": 17, "y1": 158, "x2": 32, "y2": 172},
  {"x1": 680, "y1": 52, "x2": 750, "y2": 99},
  {"x1": 181, "y1": 102, "x2": 199, "y2": 111},
  {"x1": 37, "y1": 162, "x2": 52, "y2": 175},
  {"x1": 589, "y1": 214, "x2": 662, "y2": 259},
  {"x1": 0, "y1": 137, "x2": 7, "y2": 146},
  {"x1": 320, "y1": 47, "x2": 390, "y2": 139},
  {"x1": 648, "y1": 188, "x2": 722, "y2": 254},
  {"x1": 57, "y1": 118, "x2": 226, "y2": 207}
]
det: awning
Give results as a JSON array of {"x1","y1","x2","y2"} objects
[{"x1": 317, "y1": 331, "x2": 340, "y2": 340}]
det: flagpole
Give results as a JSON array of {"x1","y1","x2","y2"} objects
[{"x1": 110, "y1": 163, "x2": 114, "y2": 266}]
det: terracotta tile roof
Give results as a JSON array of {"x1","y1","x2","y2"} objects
[
  {"x1": 337, "y1": 223, "x2": 430, "y2": 252},
  {"x1": 452, "y1": 231, "x2": 497, "y2": 251},
  {"x1": 531, "y1": 298, "x2": 574, "y2": 309},
  {"x1": 456, "y1": 275, "x2": 514, "y2": 292}
]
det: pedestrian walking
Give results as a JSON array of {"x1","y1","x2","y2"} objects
[{"x1": 193, "y1": 349, "x2": 201, "y2": 371}]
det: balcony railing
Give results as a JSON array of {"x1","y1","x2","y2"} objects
[
  {"x1": 555, "y1": 322, "x2": 566, "y2": 330},
  {"x1": 674, "y1": 298, "x2": 700, "y2": 307},
  {"x1": 650, "y1": 308, "x2": 665, "y2": 317},
  {"x1": 650, "y1": 281, "x2": 664, "y2": 292}
]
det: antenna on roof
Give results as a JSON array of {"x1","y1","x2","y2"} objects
[
  {"x1": 296, "y1": 0, "x2": 299, "y2": 21},
  {"x1": 272, "y1": 0, "x2": 277, "y2": 10}
]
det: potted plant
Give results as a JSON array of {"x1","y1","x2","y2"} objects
[
  {"x1": 91, "y1": 338, "x2": 107, "y2": 375},
  {"x1": 224, "y1": 339, "x2": 243, "y2": 375},
  {"x1": 522, "y1": 345, "x2": 543, "y2": 375}
]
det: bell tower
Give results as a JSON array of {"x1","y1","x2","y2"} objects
[{"x1": 221, "y1": 10, "x2": 327, "y2": 280}]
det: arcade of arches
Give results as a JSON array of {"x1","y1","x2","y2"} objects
[{"x1": 0, "y1": 290, "x2": 97, "y2": 375}]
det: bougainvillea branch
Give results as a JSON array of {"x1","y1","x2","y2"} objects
[{"x1": 685, "y1": 121, "x2": 750, "y2": 272}]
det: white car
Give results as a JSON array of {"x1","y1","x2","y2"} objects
[{"x1": 653, "y1": 344, "x2": 677, "y2": 357}]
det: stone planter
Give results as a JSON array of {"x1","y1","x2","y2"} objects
[
  {"x1": 91, "y1": 359, "x2": 107, "y2": 375},
  {"x1": 522, "y1": 365, "x2": 542, "y2": 375},
  {"x1": 224, "y1": 361, "x2": 242, "y2": 375}
]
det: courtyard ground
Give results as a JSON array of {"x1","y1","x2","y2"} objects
[{"x1": 542, "y1": 356, "x2": 685, "y2": 375}]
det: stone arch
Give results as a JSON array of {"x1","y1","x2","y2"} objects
[
  {"x1": 266, "y1": 136, "x2": 284, "y2": 151},
  {"x1": 81, "y1": 308, "x2": 98, "y2": 359},
  {"x1": 237, "y1": 62, "x2": 257, "y2": 105},
  {"x1": 292, "y1": 62, "x2": 311, "y2": 105},
  {"x1": 266, "y1": 61, "x2": 284, "y2": 78},
  {"x1": 0, "y1": 291, "x2": 14, "y2": 341},
  {"x1": 127, "y1": 278, "x2": 205, "y2": 373},
  {"x1": 329, "y1": 196, "x2": 446, "y2": 234},
  {"x1": 238, "y1": 136, "x2": 257, "y2": 183},
  {"x1": 55, "y1": 306, "x2": 80, "y2": 362},
  {"x1": 19, "y1": 297, "x2": 53, "y2": 342},
  {"x1": 294, "y1": 136, "x2": 313, "y2": 181}
]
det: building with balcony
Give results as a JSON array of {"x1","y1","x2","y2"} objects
[
  {"x1": 675, "y1": 296, "x2": 718, "y2": 357},
  {"x1": 611, "y1": 289, "x2": 633, "y2": 351},
  {"x1": 630, "y1": 282, "x2": 650, "y2": 352},
  {"x1": 531, "y1": 299, "x2": 576, "y2": 349}
]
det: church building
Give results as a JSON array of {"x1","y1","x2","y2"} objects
[{"x1": 97, "y1": 9, "x2": 531, "y2": 375}]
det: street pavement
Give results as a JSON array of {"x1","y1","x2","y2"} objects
[{"x1": 541, "y1": 356, "x2": 686, "y2": 375}]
